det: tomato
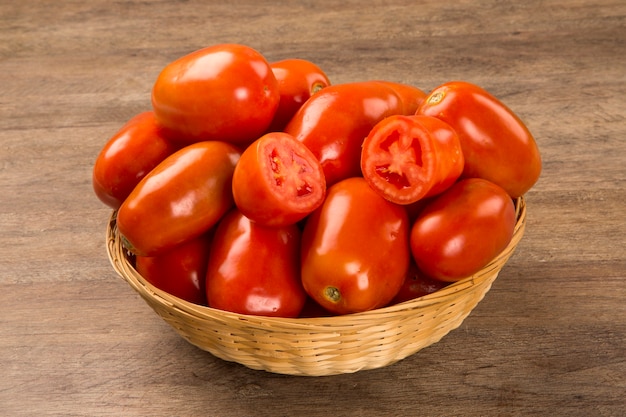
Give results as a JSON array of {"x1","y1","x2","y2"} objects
[
  {"x1": 135, "y1": 231, "x2": 212, "y2": 305},
  {"x1": 416, "y1": 81, "x2": 541, "y2": 198},
  {"x1": 117, "y1": 141, "x2": 241, "y2": 256},
  {"x1": 284, "y1": 81, "x2": 426, "y2": 186},
  {"x1": 373, "y1": 80, "x2": 427, "y2": 115},
  {"x1": 151, "y1": 43, "x2": 280, "y2": 146},
  {"x1": 360, "y1": 114, "x2": 464, "y2": 205},
  {"x1": 205, "y1": 209, "x2": 306, "y2": 317},
  {"x1": 267, "y1": 58, "x2": 331, "y2": 132},
  {"x1": 92, "y1": 111, "x2": 179, "y2": 209},
  {"x1": 232, "y1": 132, "x2": 326, "y2": 227},
  {"x1": 410, "y1": 178, "x2": 516, "y2": 282},
  {"x1": 390, "y1": 261, "x2": 449, "y2": 305},
  {"x1": 301, "y1": 177, "x2": 410, "y2": 314}
]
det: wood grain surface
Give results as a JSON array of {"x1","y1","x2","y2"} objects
[{"x1": 1, "y1": 1, "x2": 624, "y2": 416}]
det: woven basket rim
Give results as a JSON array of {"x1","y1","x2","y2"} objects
[{"x1": 106, "y1": 197, "x2": 526, "y2": 328}]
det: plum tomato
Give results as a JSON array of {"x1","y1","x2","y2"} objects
[
  {"x1": 117, "y1": 140, "x2": 241, "y2": 257},
  {"x1": 232, "y1": 132, "x2": 326, "y2": 227},
  {"x1": 267, "y1": 58, "x2": 331, "y2": 132},
  {"x1": 300, "y1": 177, "x2": 410, "y2": 315},
  {"x1": 92, "y1": 111, "x2": 179, "y2": 209},
  {"x1": 390, "y1": 261, "x2": 450, "y2": 305},
  {"x1": 135, "y1": 231, "x2": 212, "y2": 305},
  {"x1": 284, "y1": 81, "x2": 426, "y2": 186},
  {"x1": 372, "y1": 80, "x2": 427, "y2": 115},
  {"x1": 416, "y1": 81, "x2": 541, "y2": 198},
  {"x1": 409, "y1": 178, "x2": 517, "y2": 282},
  {"x1": 360, "y1": 114, "x2": 464, "y2": 205},
  {"x1": 151, "y1": 43, "x2": 280, "y2": 146},
  {"x1": 205, "y1": 209, "x2": 306, "y2": 317}
]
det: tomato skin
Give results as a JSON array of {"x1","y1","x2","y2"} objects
[
  {"x1": 267, "y1": 58, "x2": 331, "y2": 132},
  {"x1": 151, "y1": 44, "x2": 280, "y2": 146},
  {"x1": 416, "y1": 81, "x2": 541, "y2": 198},
  {"x1": 205, "y1": 209, "x2": 306, "y2": 318},
  {"x1": 232, "y1": 132, "x2": 326, "y2": 227},
  {"x1": 390, "y1": 261, "x2": 449, "y2": 304},
  {"x1": 135, "y1": 231, "x2": 212, "y2": 305},
  {"x1": 361, "y1": 114, "x2": 464, "y2": 205},
  {"x1": 301, "y1": 177, "x2": 410, "y2": 314},
  {"x1": 117, "y1": 141, "x2": 241, "y2": 257},
  {"x1": 410, "y1": 178, "x2": 516, "y2": 282},
  {"x1": 284, "y1": 81, "x2": 425, "y2": 186},
  {"x1": 92, "y1": 111, "x2": 179, "y2": 209},
  {"x1": 373, "y1": 80, "x2": 427, "y2": 115}
]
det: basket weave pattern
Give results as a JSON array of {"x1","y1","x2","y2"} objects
[{"x1": 106, "y1": 197, "x2": 526, "y2": 376}]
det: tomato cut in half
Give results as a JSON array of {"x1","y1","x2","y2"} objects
[
  {"x1": 360, "y1": 114, "x2": 464, "y2": 205},
  {"x1": 232, "y1": 131, "x2": 326, "y2": 227}
]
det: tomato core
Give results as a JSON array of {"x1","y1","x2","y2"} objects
[
  {"x1": 374, "y1": 130, "x2": 423, "y2": 190},
  {"x1": 269, "y1": 147, "x2": 315, "y2": 197}
]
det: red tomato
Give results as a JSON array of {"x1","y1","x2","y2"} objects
[
  {"x1": 390, "y1": 261, "x2": 449, "y2": 305},
  {"x1": 151, "y1": 43, "x2": 280, "y2": 146},
  {"x1": 92, "y1": 111, "x2": 179, "y2": 209},
  {"x1": 416, "y1": 81, "x2": 541, "y2": 198},
  {"x1": 135, "y1": 231, "x2": 212, "y2": 305},
  {"x1": 117, "y1": 141, "x2": 241, "y2": 256},
  {"x1": 360, "y1": 114, "x2": 464, "y2": 205},
  {"x1": 267, "y1": 58, "x2": 331, "y2": 132},
  {"x1": 372, "y1": 80, "x2": 427, "y2": 114},
  {"x1": 410, "y1": 178, "x2": 517, "y2": 282},
  {"x1": 301, "y1": 177, "x2": 410, "y2": 314},
  {"x1": 284, "y1": 81, "x2": 426, "y2": 186},
  {"x1": 232, "y1": 132, "x2": 326, "y2": 227},
  {"x1": 205, "y1": 209, "x2": 306, "y2": 317}
]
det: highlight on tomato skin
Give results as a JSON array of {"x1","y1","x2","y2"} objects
[
  {"x1": 231, "y1": 132, "x2": 327, "y2": 227},
  {"x1": 360, "y1": 114, "x2": 464, "y2": 205}
]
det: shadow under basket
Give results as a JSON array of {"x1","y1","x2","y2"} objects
[{"x1": 106, "y1": 197, "x2": 526, "y2": 377}]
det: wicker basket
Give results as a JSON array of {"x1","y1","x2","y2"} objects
[{"x1": 106, "y1": 197, "x2": 526, "y2": 376}]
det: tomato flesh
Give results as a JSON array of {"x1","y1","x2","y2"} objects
[{"x1": 232, "y1": 132, "x2": 326, "y2": 227}]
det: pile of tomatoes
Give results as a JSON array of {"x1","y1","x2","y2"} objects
[{"x1": 93, "y1": 43, "x2": 541, "y2": 318}]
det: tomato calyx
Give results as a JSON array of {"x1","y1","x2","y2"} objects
[{"x1": 324, "y1": 286, "x2": 342, "y2": 303}]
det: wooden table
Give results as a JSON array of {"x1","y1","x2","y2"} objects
[{"x1": 2, "y1": 1, "x2": 624, "y2": 415}]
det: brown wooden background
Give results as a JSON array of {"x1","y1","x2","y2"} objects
[{"x1": 1, "y1": 1, "x2": 624, "y2": 416}]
